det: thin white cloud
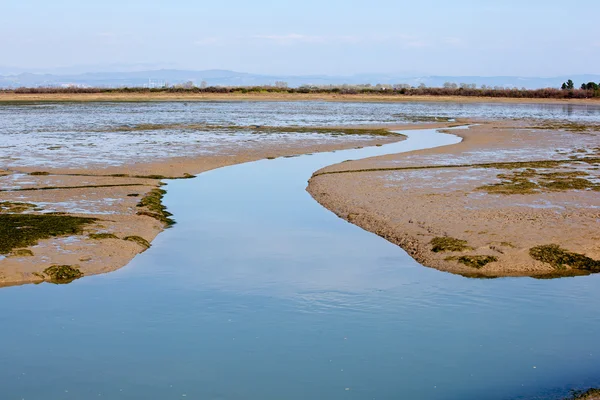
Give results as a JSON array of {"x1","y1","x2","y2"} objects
[
  {"x1": 189, "y1": 33, "x2": 455, "y2": 50},
  {"x1": 97, "y1": 32, "x2": 116, "y2": 38},
  {"x1": 193, "y1": 37, "x2": 221, "y2": 46},
  {"x1": 442, "y1": 37, "x2": 466, "y2": 47},
  {"x1": 252, "y1": 34, "x2": 325, "y2": 44}
]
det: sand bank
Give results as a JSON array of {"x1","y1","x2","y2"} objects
[{"x1": 308, "y1": 121, "x2": 600, "y2": 278}]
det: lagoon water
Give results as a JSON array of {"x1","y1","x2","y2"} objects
[{"x1": 1, "y1": 102, "x2": 600, "y2": 399}]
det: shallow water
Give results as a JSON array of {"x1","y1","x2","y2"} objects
[
  {"x1": 1, "y1": 101, "x2": 600, "y2": 169},
  {"x1": 1, "y1": 121, "x2": 600, "y2": 399}
]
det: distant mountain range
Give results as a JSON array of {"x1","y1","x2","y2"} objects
[{"x1": 0, "y1": 69, "x2": 599, "y2": 89}]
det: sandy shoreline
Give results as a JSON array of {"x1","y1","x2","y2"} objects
[
  {"x1": 308, "y1": 121, "x2": 600, "y2": 278},
  {"x1": 2, "y1": 122, "x2": 464, "y2": 288},
  {"x1": 2, "y1": 91, "x2": 600, "y2": 105}
]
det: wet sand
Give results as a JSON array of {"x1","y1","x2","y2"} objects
[
  {"x1": 2, "y1": 123, "x2": 462, "y2": 287},
  {"x1": 308, "y1": 121, "x2": 600, "y2": 278},
  {"x1": 2, "y1": 91, "x2": 600, "y2": 105}
]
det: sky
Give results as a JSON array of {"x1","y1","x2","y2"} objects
[{"x1": 2, "y1": 0, "x2": 599, "y2": 76}]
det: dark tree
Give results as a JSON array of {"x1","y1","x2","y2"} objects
[{"x1": 566, "y1": 79, "x2": 574, "y2": 90}]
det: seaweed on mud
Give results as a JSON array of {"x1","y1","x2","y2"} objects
[
  {"x1": 0, "y1": 201, "x2": 39, "y2": 213},
  {"x1": 455, "y1": 255, "x2": 498, "y2": 269},
  {"x1": 431, "y1": 237, "x2": 473, "y2": 253},
  {"x1": 0, "y1": 214, "x2": 97, "y2": 254},
  {"x1": 0, "y1": 183, "x2": 146, "y2": 192},
  {"x1": 88, "y1": 233, "x2": 119, "y2": 240},
  {"x1": 29, "y1": 171, "x2": 50, "y2": 176},
  {"x1": 312, "y1": 157, "x2": 600, "y2": 177},
  {"x1": 133, "y1": 174, "x2": 168, "y2": 180},
  {"x1": 104, "y1": 123, "x2": 397, "y2": 137},
  {"x1": 525, "y1": 122, "x2": 600, "y2": 133},
  {"x1": 529, "y1": 244, "x2": 600, "y2": 271},
  {"x1": 43, "y1": 265, "x2": 83, "y2": 284},
  {"x1": 477, "y1": 169, "x2": 599, "y2": 195},
  {"x1": 478, "y1": 178, "x2": 539, "y2": 195},
  {"x1": 392, "y1": 114, "x2": 453, "y2": 123},
  {"x1": 10, "y1": 249, "x2": 34, "y2": 257},
  {"x1": 540, "y1": 177, "x2": 597, "y2": 191},
  {"x1": 565, "y1": 388, "x2": 600, "y2": 400},
  {"x1": 123, "y1": 235, "x2": 151, "y2": 250},
  {"x1": 136, "y1": 188, "x2": 175, "y2": 226},
  {"x1": 58, "y1": 172, "x2": 195, "y2": 180}
]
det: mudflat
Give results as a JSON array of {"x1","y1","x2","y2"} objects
[
  {"x1": 3, "y1": 121, "x2": 457, "y2": 287},
  {"x1": 308, "y1": 120, "x2": 600, "y2": 278}
]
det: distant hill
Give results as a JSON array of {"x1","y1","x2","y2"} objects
[{"x1": 0, "y1": 69, "x2": 599, "y2": 89}]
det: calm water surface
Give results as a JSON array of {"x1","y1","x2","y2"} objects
[{"x1": 1, "y1": 102, "x2": 600, "y2": 400}]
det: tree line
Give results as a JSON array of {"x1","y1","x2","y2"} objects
[
  {"x1": 4, "y1": 82, "x2": 600, "y2": 99},
  {"x1": 561, "y1": 79, "x2": 600, "y2": 91}
]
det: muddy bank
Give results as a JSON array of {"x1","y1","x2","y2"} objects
[
  {"x1": 2, "y1": 122, "x2": 464, "y2": 288},
  {"x1": 308, "y1": 121, "x2": 600, "y2": 278}
]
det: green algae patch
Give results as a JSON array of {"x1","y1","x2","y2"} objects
[
  {"x1": 0, "y1": 201, "x2": 39, "y2": 214},
  {"x1": 43, "y1": 265, "x2": 83, "y2": 284},
  {"x1": 530, "y1": 244, "x2": 600, "y2": 271},
  {"x1": 123, "y1": 235, "x2": 151, "y2": 250},
  {"x1": 136, "y1": 188, "x2": 175, "y2": 226},
  {"x1": 479, "y1": 178, "x2": 539, "y2": 195},
  {"x1": 478, "y1": 169, "x2": 599, "y2": 195},
  {"x1": 313, "y1": 157, "x2": 600, "y2": 177},
  {"x1": 567, "y1": 388, "x2": 600, "y2": 400},
  {"x1": 88, "y1": 233, "x2": 119, "y2": 240},
  {"x1": 525, "y1": 122, "x2": 600, "y2": 133},
  {"x1": 431, "y1": 237, "x2": 473, "y2": 253},
  {"x1": 1, "y1": 183, "x2": 145, "y2": 192},
  {"x1": 540, "y1": 176, "x2": 597, "y2": 191},
  {"x1": 105, "y1": 123, "x2": 397, "y2": 137},
  {"x1": 10, "y1": 249, "x2": 34, "y2": 257},
  {"x1": 0, "y1": 214, "x2": 97, "y2": 254},
  {"x1": 456, "y1": 255, "x2": 498, "y2": 269}
]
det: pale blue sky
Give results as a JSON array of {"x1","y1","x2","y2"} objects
[{"x1": 3, "y1": 0, "x2": 599, "y2": 76}]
